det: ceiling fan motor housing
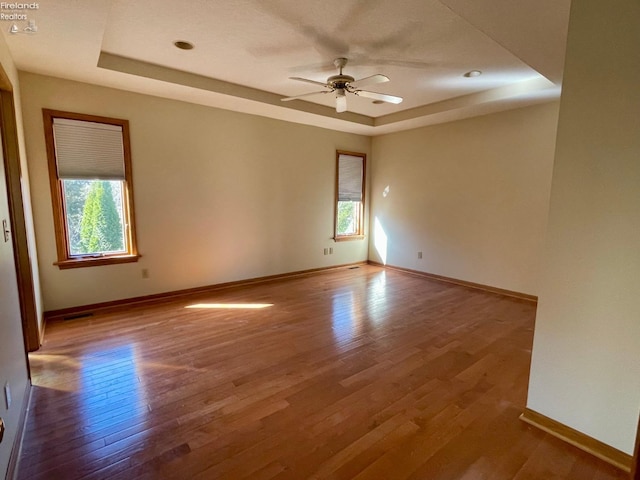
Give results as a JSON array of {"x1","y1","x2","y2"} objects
[{"x1": 327, "y1": 74, "x2": 355, "y2": 90}]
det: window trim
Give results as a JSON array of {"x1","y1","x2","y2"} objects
[
  {"x1": 43, "y1": 109, "x2": 140, "y2": 269},
  {"x1": 334, "y1": 150, "x2": 366, "y2": 241}
]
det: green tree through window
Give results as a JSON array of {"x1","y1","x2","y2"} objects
[
  {"x1": 337, "y1": 201, "x2": 356, "y2": 235},
  {"x1": 78, "y1": 181, "x2": 124, "y2": 254},
  {"x1": 63, "y1": 179, "x2": 90, "y2": 254}
]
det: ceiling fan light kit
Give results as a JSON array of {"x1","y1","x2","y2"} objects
[
  {"x1": 335, "y1": 88, "x2": 347, "y2": 113},
  {"x1": 281, "y1": 57, "x2": 403, "y2": 113}
]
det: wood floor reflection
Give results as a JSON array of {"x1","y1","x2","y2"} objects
[{"x1": 18, "y1": 265, "x2": 627, "y2": 479}]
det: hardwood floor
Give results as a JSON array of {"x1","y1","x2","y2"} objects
[{"x1": 18, "y1": 265, "x2": 628, "y2": 479}]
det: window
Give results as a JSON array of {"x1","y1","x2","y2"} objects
[
  {"x1": 335, "y1": 150, "x2": 366, "y2": 240},
  {"x1": 43, "y1": 109, "x2": 139, "y2": 268}
]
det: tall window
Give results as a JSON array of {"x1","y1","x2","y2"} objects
[
  {"x1": 43, "y1": 109, "x2": 139, "y2": 268},
  {"x1": 335, "y1": 150, "x2": 366, "y2": 240}
]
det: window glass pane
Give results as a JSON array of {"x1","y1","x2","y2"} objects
[
  {"x1": 337, "y1": 201, "x2": 359, "y2": 236},
  {"x1": 63, "y1": 179, "x2": 126, "y2": 256}
]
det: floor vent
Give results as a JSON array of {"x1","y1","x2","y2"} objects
[{"x1": 63, "y1": 313, "x2": 94, "y2": 321}]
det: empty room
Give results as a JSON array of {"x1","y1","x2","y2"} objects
[{"x1": 0, "y1": 1, "x2": 638, "y2": 479}]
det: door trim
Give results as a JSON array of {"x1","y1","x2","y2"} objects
[{"x1": 632, "y1": 412, "x2": 639, "y2": 479}]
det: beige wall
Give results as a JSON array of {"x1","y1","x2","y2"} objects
[
  {"x1": 527, "y1": 0, "x2": 640, "y2": 454},
  {"x1": 19, "y1": 72, "x2": 371, "y2": 311},
  {"x1": 369, "y1": 102, "x2": 558, "y2": 295},
  {"x1": 0, "y1": 36, "x2": 33, "y2": 477}
]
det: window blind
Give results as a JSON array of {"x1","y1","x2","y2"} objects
[
  {"x1": 338, "y1": 154, "x2": 363, "y2": 202},
  {"x1": 53, "y1": 118, "x2": 125, "y2": 180}
]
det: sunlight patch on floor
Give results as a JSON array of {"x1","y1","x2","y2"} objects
[{"x1": 185, "y1": 303, "x2": 274, "y2": 309}]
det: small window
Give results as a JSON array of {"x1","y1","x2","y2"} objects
[
  {"x1": 335, "y1": 150, "x2": 366, "y2": 240},
  {"x1": 43, "y1": 109, "x2": 139, "y2": 268}
]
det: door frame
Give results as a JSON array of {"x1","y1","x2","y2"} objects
[{"x1": 632, "y1": 412, "x2": 639, "y2": 479}]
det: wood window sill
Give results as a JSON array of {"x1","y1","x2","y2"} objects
[
  {"x1": 55, "y1": 254, "x2": 141, "y2": 269},
  {"x1": 334, "y1": 235, "x2": 365, "y2": 242}
]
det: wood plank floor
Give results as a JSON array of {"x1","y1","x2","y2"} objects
[{"x1": 18, "y1": 265, "x2": 628, "y2": 479}]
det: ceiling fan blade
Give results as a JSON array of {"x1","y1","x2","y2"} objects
[
  {"x1": 354, "y1": 90, "x2": 403, "y2": 104},
  {"x1": 336, "y1": 95, "x2": 347, "y2": 113},
  {"x1": 281, "y1": 91, "x2": 330, "y2": 102},
  {"x1": 349, "y1": 74, "x2": 389, "y2": 89},
  {"x1": 289, "y1": 77, "x2": 329, "y2": 87}
]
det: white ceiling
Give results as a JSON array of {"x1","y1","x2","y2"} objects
[{"x1": 1, "y1": 0, "x2": 570, "y2": 135}]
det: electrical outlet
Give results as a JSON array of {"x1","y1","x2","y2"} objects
[
  {"x1": 141, "y1": 268, "x2": 149, "y2": 279},
  {"x1": 4, "y1": 382, "x2": 11, "y2": 410},
  {"x1": 2, "y1": 219, "x2": 9, "y2": 243},
  {"x1": 329, "y1": 248, "x2": 333, "y2": 254},
  {"x1": 323, "y1": 248, "x2": 328, "y2": 255},
  {"x1": 417, "y1": 251, "x2": 423, "y2": 259}
]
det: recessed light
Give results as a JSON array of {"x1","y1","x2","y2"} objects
[
  {"x1": 372, "y1": 100, "x2": 384, "y2": 104},
  {"x1": 464, "y1": 70, "x2": 482, "y2": 78},
  {"x1": 174, "y1": 40, "x2": 194, "y2": 50}
]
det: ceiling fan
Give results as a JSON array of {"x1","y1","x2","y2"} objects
[{"x1": 281, "y1": 58, "x2": 403, "y2": 113}]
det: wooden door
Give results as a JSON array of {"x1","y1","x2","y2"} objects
[{"x1": 0, "y1": 66, "x2": 39, "y2": 352}]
